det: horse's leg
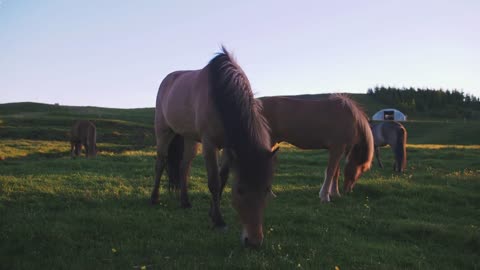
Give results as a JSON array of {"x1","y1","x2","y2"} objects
[
  {"x1": 218, "y1": 150, "x2": 231, "y2": 199},
  {"x1": 179, "y1": 140, "x2": 199, "y2": 208},
  {"x1": 70, "y1": 142, "x2": 75, "y2": 158},
  {"x1": 73, "y1": 142, "x2": 79, "y2": 157},
  {"x1": 150, "y1": 130, "x2": 175, "y2": 205},
  {"x1": 391, "y1": 144, "x2": 401, "y2": 172},
  {"x1": 319, "y1": 147, "x2": 344, "y2": 202},
  {"x1": 329, "y1": 166, "x2": 341, "y2": 198},
  {"x1": 203, "y1": 140, "x2": 226, "y2": 228},
  {"x1": 82, "y1": 142, "x2": 88, "y2": 157},
  {"x1": 85, "y1": 143, "x2": 90, "y2": 158},
  {"x1": 375, "y1": 146, "x2": 384, "y2": 168}
]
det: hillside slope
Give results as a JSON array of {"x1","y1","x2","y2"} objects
[
  {"x1": 0, "y1": 102, "x2": 154, "y2": 146},
  {"x1": 1, "y1": 97, "x2": 480, "y2": 145}
]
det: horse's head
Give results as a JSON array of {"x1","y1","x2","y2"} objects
[
  {"x1": 343, "y1": 163, "x2": 369, "y2": 193},
  {"x1": 228, "y1": 146, "x2": 278, "y2": 248}
]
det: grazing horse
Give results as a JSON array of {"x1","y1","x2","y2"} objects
[
  {"x1": 70, "y1": 120, "x2": 97, "y2": 158},
  {"x1": 220, "y1": 94, "x2": 374, "y2": 202},
  {"x1": 370, "y1": 121, "x2": 407, "y2": 172},
  {"x1": 150, "y1": 47, "x2": 277, "y2": 248}
]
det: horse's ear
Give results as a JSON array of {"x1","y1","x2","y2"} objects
[{"x1": 270, "y1": 144, "x2": 280, "y2": 157}]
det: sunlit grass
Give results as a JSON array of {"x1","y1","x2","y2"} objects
[
  {"x1": 0, "y1": 139, "x2": 69, "y2": 159},
  {"x1": 1, "y1": 138, "x2": 480, "y2": 269},
  {"x1": 408, "y1": 144, "x2": 480, "y2": 149}
]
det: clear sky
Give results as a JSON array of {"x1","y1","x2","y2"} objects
[{"x1": 1, "y1": 0, "x2": 478, "y2": 108}]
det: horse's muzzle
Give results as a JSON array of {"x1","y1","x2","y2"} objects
[{"x1": 241, "y1": 227, "x2": 263, "y2": 248}]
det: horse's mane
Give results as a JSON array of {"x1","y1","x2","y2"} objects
[
  {"x1": 329, "y1": 93, "x2": 369, "y2": 131},
  {"x1": 208, "y1": 46, "x2": 271, "y2": 156}
]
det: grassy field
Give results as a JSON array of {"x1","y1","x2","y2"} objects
[{"x1": 1, "y1": 101, "x2": 480, "y2": 269}]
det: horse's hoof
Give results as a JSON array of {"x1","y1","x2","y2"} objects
[
  {"x1": 150, "y1": 192, "x2": 160, "y2": 205},
  {"x1": 150, "y1": 196, "x2": 160, "y2": 205},
  {"x1": 213, "y1": 224, "x2": 228, "y2": 232},
  {"x1": 319, "y1": 192, "x2": 331, "y2": 203},
  {"x1": 319, "y1": 196, "x2": 331, "y2": 203},
  {"x1": 331, "y1": 192, "x2": 341, "y2": 198},
  {"x1": 181, "y1": 201, "x2": 192, "y2": 209}
]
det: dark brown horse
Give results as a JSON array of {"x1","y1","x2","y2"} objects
[
  {"x1": 370, "y1": 121, "x2": 407, "y2": 172},
  {"x1": 150, "y1": 47, "x2": 277, "y2": 248},
  {"x1": 70, "y1": 120, "x2": 97, "y2": 158},
  {"x1": 219, "y1": 94, "x2": 374, "y2": 202}
]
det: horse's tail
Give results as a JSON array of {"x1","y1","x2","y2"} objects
[
  {"x1": 395, "y1": 125, "x2": 407, "y2": 172},
  {"x1": 350, "y1": 118, "x2": 375, "y2": 172},
  {"x1": 331, "y1": 94, "x2": 374, "y2": 171},
  {"x1": 166, "y1": 134, "x2": 184, "y2": 190}
]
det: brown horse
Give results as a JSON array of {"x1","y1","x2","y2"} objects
[
  {"x1": 220, "y1": 94, "x2": 374, "y2": 202},
  {"x1": 370, "y1": 121, "x2": 407, "y2": 172},
  {"x1": 150, "y1": 47, "x2": 277, "y2": 248},
  {"x1": 70, "y1": 120, "x2": 97, "y2": 158}
]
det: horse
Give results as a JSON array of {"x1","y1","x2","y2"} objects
[
  {"x1": 70, "y1": 120, "x2": 97, "y2": 158},
  {"x1": 150, "y1": 47, "x2": 277, "y2": 248},
  {"x1": 370, "y1": 121, "x2": 407, "y2": 172},
  {"x1": 218, "y1": 94, "x2": 374, "y2": 202}
]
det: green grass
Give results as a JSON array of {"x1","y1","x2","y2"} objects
[{"x1": 1, "y1": 101, "x2": 480, "y2": 269}]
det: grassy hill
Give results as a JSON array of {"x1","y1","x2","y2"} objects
[
  {"x1": 2, "y1": 95, "x2": 480, "y2": 148},
  {"x1": 0, "y1": 102, "x2": 155, "y2": 147}
]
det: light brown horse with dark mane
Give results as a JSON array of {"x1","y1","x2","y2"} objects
[
  {"x1": 220, "y1": 94, "x2": 374, "y2": 202},
  {"x1": 70, "y1": 120, "x2": 97, "y2": 158},
  {"x1": 150, "y1": 47, "x2": 277, "y2": 248}
]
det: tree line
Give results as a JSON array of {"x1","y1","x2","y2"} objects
[{"x1": 367, "y1": 86, "x2": 480, "y2": 119}]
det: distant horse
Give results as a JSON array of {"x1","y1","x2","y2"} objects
[
  {"x1": 220, "y1": 94, "x2": 374, "y2": 202},
  {"x1": 70, "y1": 120, "x2": 97, "y2": 158},
  {"x1": 150, "y1": 47, "x2": 277, "y2": 248},
  {"x1": 370, "y1": 121, "x2": 407, "y2": 172}
]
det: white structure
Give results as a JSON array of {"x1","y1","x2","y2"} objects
[{"x1": 372, "y1": 108, "x2": 407, "y2": 121}]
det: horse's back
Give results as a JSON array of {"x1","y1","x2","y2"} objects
[
  {"x1": 155, "y1": 68, "x2": 220, "y2": 141},
  {"x1": 372, "y1": 121, "x2": 405, "y2": 146},
  {"x1": 71, "y1": 120, "x2": 96, "y2": 143},
  {"x1": 259, "y1": 96, "x2": 359, "y2": 148}
]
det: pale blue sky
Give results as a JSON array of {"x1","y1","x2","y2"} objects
[{"x1": 1, "y1": 0, "x2": 478, "y2": 108}]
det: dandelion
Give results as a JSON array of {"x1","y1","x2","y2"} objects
[
  {"x1": 111, "y1": 248, "x2": 117, "y2": 253},
  {"x1": 140, "y1": 266, "x2": 146, "y2": 270},
  {"x1": 297, "y1": 263, "x2": 302, "y2": 268}
]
